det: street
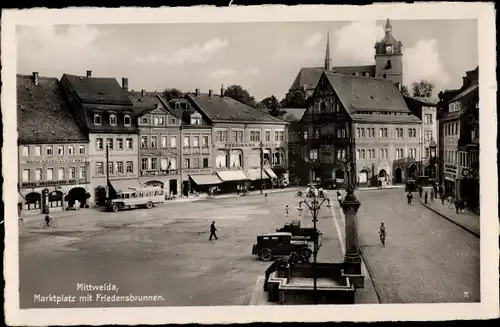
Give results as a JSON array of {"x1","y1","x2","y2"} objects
[{"x1": 356, "y1": 188, "x2": 480, "y2": 303}]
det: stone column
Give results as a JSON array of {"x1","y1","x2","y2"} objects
[{"x1": 341, "y1": 187, "x2": 362, "y2": 275}]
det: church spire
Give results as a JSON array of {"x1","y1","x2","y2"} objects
[
  {"x1": 385, "y1": 18, "x2": 392, "y2": 36},
  {"x1": 324, "y1": 31, "x2": 331, "y2": 71}
]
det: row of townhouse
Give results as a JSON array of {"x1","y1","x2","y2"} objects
[{"x1": 17, "y1": 71, "x2": 288, "y2": 214}]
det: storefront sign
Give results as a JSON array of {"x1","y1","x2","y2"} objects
[
  {"x1": 21, "y1": 179, "x2": 80, "y2": 188},
  {"x1": 223, "y1": 142, "x2": 282, "y2": 149},
  {"x1": 22, "y1": 158, "x2": 88, "y2": 165},
  {"x1": 444, "y1": 164, "x2": 458, "y2": 177},
  {"x1": 183, "y1": 168, "x2": 212, "y2": 174},
  {"x1": 140, "y1": 170, "x2": 174, "y2": 176}
]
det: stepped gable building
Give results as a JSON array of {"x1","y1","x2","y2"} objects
[
  {"x1": 289, "y1": 19, "x2": 403, "y2": 98},
  {"x1": 129, "y1": 89, "x2": 182, "y2": 196},
  {"x1": 438, "y1": 67, "x2": 479, "y2": 211},
  {"x1": 60, "y1": 71, "x2": 140, "y2": 206},
  {"x1": 17, "y1": 72, "x2": 90, "y2": 215},
  {"x1": 292, "y1": 71, "x2": 421, "y2": 186},
  {"x1": 186, "y1": 88, "x2": 289, "y2": 193}
]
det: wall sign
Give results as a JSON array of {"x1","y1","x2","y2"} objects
[
  {"x1": 22, "y1": 158, "x2": 88, "y2": 165},
  {"x1": 223, "y1": 142, "x2": 282, "y2": 149},
  {"x1": 21, "y1": 180, "x2": 81, "y2": 188}
]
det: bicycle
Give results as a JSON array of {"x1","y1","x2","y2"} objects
[{"x1": 39, "y1": 218, "x2": 58, "y2": 228}]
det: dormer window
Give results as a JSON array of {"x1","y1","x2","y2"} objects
[
  {"x1": 109, "y1": 114, "x2": 117, "y2": 126},
  {"x1": 124, "y1": 115, "x2": 131, "y2": 126},
  {"x1": 141, "y1": 117, "x2": 148, "y2": 124},
  {"x1": 94, "y1": 113, "x2": 102, "y2": 125},
  {"x1": 175, "y1": 102, "x2": 180, "y2": 109},
  {"x1": 190, "y1": 113, "x2": 202, "y2": 125},
  {"x1": 153, "y1": 116, "x2": 165, "y2": 126},
  {"x1": 186, "y1": 103, "x2": 191, "y2": 110}
]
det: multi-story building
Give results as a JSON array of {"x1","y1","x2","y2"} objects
[
  {"x1": 289, "y1": 18, "x2": 403, "y2": 99},
  {"x1": 290, "y1": 71, "x2": 421, "y2": 186},
  {"x1": 129, "y1": 89, "x2": 182, "y2": 196},
  {"x1": 186, "y1": 88, "x2": 288, "y2": 193},
  {"x1": 438, "y1": 67, "x2": 479, "y2": 210},
  {"x1": 60, "y1": 71, "x2": 140, "y2": 206},
  {"x1": 17, "y1": 73, "x2": 90, "y2": 214}
]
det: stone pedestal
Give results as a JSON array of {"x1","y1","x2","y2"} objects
[{"x1": 341, "y1": 188, "x2": 362, "y2": 276}]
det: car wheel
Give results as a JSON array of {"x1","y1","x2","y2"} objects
[
  {"x1": 112, "y1": 204, "x2": 119, "y2": 212},
  {"x1": 259, "y1": 249, "x2": 273, "y2": 261},
  {"x1": 145, "y1": 201, "x2": 153, "y2": 209}
]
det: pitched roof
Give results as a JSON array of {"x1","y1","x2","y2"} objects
[
  {"x1": 450, "y1": 82, "x2": 478, "y2": 103},
  {"x1": 62, "y1": 74, "x2": 132, "y2": 105},
  {"x1": 404, "y1": 96, "x2": 439, "y2": 106},
  {"x1": 187, "y1": 93, "x2": 286, "y2": 124},
  {"x1": 280, "y1": 108, "x2": 307, "y2": 121},
  {"x1": 289, "y1": 67, "x2": 324, "y2": 91},
  {"x1": 332, "y1": 65, "x2": 376, "y2": 76},
  {"x1": 352, "y1": 113, "x2": 421, "y2": 124},
  {"x1": 128, "y1": 91, "x2": 168, "y2": 118},
  {"x1": 17, "y1": 74, "x2": 88, "y2": 144},
  {"x1": 323, "y1": 71, "x2": 410, "y2": 113}
]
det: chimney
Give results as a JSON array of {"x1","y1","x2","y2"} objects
[
  {"x1": 195, "y1": 88, "x2": 200, "y2": 96},
  {"x1": 32, "y1": 72, "x2": 39, "y2": 86},
  {"x1": 208, "y1": 89, "x2": 213, "y2": 97},
  {"x1": 220, "y1": 84, "x2": 224, "y2": 97},
  {"x1": 141, "y1": 89, "x2": 145, "y2": 97},
  {"x1": 86, "y1": 70, "x2": 92, "y2": 77},
  {"x1": 122, "y1": 78, "x2": 129, "y2": 92}
]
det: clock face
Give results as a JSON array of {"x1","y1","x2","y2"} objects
[{"x1": 386, "y1": 46, "x2": 393, "y2": 53}]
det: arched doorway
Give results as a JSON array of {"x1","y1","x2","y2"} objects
[
  {"x1": 67, "y1": 187, "x2": 88, "y2": 208},
  {"x1": 48, "y1": 190, "x2": 63, "y2": 208},
  {"x1": 358, "y1": 169, "x2": 368, "y2": 184},
  {"x1": 378, "y1": 169, "x2": 388, "y2": 182},
  {"x1": 25, "y1": 192, "x2": 41, "y2": 210},
  {"x1": 408, "y1": 164, "x2": 418, "y2": 179},
  {"x1": 95, "y1": 186, "x2": 107, "y2": 206},
  {"x1": 395, "y1": 167, "x2": 403, "y2": 184},
  {"x1": 144, "y1": 180, "x2": 164, "y2": 188}
]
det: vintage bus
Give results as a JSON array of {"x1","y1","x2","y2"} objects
[{"x1": 108, "y1": 187, "x2": 164, "y2": 212}]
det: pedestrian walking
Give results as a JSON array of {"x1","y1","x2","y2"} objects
[
  {"x1": 419, "y1": 186, "x2": 423, "y2": 198},
  {"x1": 264, "y1": 193, "x2": 268, "y2": 201},
  {"x1": 430, "y1": 189, "x2": 434, "y2": 202},
  {"x1": 455, "y1": 199, "x2": 460, "y2": 214},
  {"x1": 285, "y1": 205, "x2": 290, "y2": 218},
  {"x1": 337, "y1": 191, "x2": 343, "y2": 204},
  {"x1": 379, "y1": 222, "x2": 386, "y2": 247},
  {"x1": 209, "y1": 221, "x2": 218, "y2": 240},
  {"x1": 447, "y1": 195, "x2": 454, "y2": 208},
  {"x1": 407, "y1": 192, "x2": 413, "y2": 205},
  {"x1": 424, "y1": 192, "x2": 428, "y2": 204}
]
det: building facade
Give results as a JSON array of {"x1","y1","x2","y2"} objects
[
  {"x1": 60, "y1": 71, "x2": 140, "y2": 206},
  {"x1": 17, "y1": 73, "x2": 91, "y2": 214}
]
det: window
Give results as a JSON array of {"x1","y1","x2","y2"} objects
[
  {"x1": 314, "y1": 130, "x2": 319, "y2": 139},
  {"x1": 221, "y1": 131, "x2": 227, "y2": 142},
  {"x1": 193, "y1": 136, "x2": 200, "y2": 147},
  {"x1": 117, "y1": 162, "x2": 124, "y2": 174},
  {"x1": 126, "y1": 161, "x2": 133, "y2": 173},
  {"x1": 304, "y1": 131, "x2": 308, "y2": 140},
  {"x1": 35, "y1": 169, "x2": 42, "y2": 181},
  {"x1": 22, "y1": 146, "x2": 29, "y2": 156},
  {"x1": 154, "y1": 116, "x2": 165, "y2": 126},
  {"x1": 371, "y1": 149, "x2": 376, "y2": 159},
  {"x1": 230, "y1": 150, "x2": 242, "y2": 168},
  {"x1": 116, "y1": 138, "x2": 123, "y2": 150},
  {"x1": 151, "y1": 158, "x2": 157, "y2": 170},
  {"x1": 356, "y1": 128, "x2": 360, "y2": 138},
  {"x1": 170, "y1": 136, "x2": 177, "y2": 149},
  {"x1": 266, "y1": 131, "x2": 271, "y2": 142},
  {"x1": 309, "y1": 149, "x2": 318, "y2": 160},
  {"x1": 161, "y1": 136, "x2": 168, "y2": 148},
  {"x1": 108, "y1": 162, "x2": 114, "y2": 175},
  {"x1": 425, "y1": 148, "x2": 430, "y2": 158},
  {"x1": 169, "y1": 158, "x2": 177, "y2": 170},
  {"x1": 379, "y1": 128, "x2": 387, "y2": 138},
  {"x1": 79, "y1": 166, "x2": 86, "y2": 179},
  {"x1": 193, "y1": 158, "x2": 200, "y2": 169},
  {"x1": 126, "y1": 138, "x2": 133, "y2": 149},
  {"x1": 94, "y1": 113, "x2": 102, "y2": 125},
  {"x1": 141, "y1": 158, "x2": 148, "y2": 171},
  {"x1": 22, "y1": 169, "x2": 30, "y2": 182},
  {"x1": 184, "y1": 158, "x2": 190, "y2": 169},
  {"x1": 124, "y1": 115, "x2": 131, "y2": 126},
  {"x1": 361, "y1": 128, "x2": 365, "y2": 138},
  {"x1": 58, "y1": 145, "x2": 64, "y2": 156},
  {"x1": 190, "y1": 116, "x2": 201, "y2": 125},
  {"x1": 141, "y1": 136, "x2": 148, "y2": 148},
  {"x1": 183, "y1": 136, "x2": 190, "y2": 147},
  {"x1": 170, "y1": 118, "x2": 176, "y2": 125},
  {"x1": 216, "y1": 152, "x2": 227, "y2": 168},
  {"x1": 276, "y1": 131, "x2": 284, "y2": 142},
  {"x1": 250, "y1": 131, "x2": 260, "y2": 142},
  {"x1": 46, "y1": 145, "x2": 53, "y2": 156},
  {"x1": 151, "y1": 136, "x2": 158, "y2": 148},
  {"x1": 237, "y1": 131, "x2": 243, "y2": 142},
  {"x1": 57, "y1": 167, "x2": 64, "y2": 180},
  {"x1": 379, "y1": 148, "x2": 388, "y2": 159},
  {"x1": 109, "y1": 114, "x2": 117, "y2": 126},
  {"x1": 203, "y1": 158, "x2": 209, "y2": 168},
  {"x1": 216, "y1": 131, "x2": 221, "y2": 142},
  {"x1": 96, "y1": 162, "x2": 104, "y2": 175},
  {"x1": 202, "y1": 136, "x2": 209, "y2": 147},
  {"x1": 141, "y1": 117, "x2": 148, "y2": 125},
  {"x1": 35, "y1": 146, "x2": 41, "y2": 156},
  {"x1": 360, "y1": 149, "x2": 365, "y2": 159},
  {"x1": 161, "y1": 158, "x2": 169, "y2": 170},
  {"x1": 69, "y1": 167, "x2": 76, "y2": 179},
  {"x1": 46, "y1": 168, "x2": 54, "y2": 181},
  {"x1": 396, "y1": 128, "x2": 403, "y2": 138},
  {"x1": 106, "y1": 138, "x2": 113, "y2": 150}
]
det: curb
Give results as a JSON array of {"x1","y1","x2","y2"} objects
[{"x1": 419, "y1": 198, "x2": 480, "y2": 237}]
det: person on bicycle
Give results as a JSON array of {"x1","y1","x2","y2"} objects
[
  {"x1": 407, "y1": 192, "x2": 413, "y2": 205},
  {"x1": 44, "y1": 214, "x2": 51, "y2": 227},
  {"x1": 379, "y1": 222, "x2": 386, "y2": 247}
]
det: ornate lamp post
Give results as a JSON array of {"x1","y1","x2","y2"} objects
[
  {"x1": 296, "y1": 190, "x2": 331, "y2": 304},
  {"x1": 341, "y1": 158, "x2": 362, "y2": 275}
]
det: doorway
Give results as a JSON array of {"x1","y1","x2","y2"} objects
[
  {"x1": 169, "y1": 179, "x2": 178, "y2": 196},
  {"x1": 395, "y1": 167, "x2": 403, "y2": 183}
]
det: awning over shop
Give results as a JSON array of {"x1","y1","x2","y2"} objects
[
  {"x1": 245, "y1": 169, "x2": 270, "y2": 181},
  {"x1": 110, "y1": 178, "x2": 143, "y2": 192},
  {"x1": 216, "y1": 170, "x2": 249, "y2": 182},
  {"x1": 189, "y1": 174, "x2": 223, "y2": 185},
  {"x1": 264, "y1": 167, "x2": 278, "y2": 179}
]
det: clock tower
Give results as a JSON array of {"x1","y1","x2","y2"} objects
[{"x1": 374, "y1": 18, "x2": 403, "y2": 88}]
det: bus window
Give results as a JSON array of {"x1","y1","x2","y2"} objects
[
  {"x1": 124, "y1": 193, "x2": 130, "y2": 199},
  {"x1": 154, "y1": 191, "x2": 158, "y2": 196},
  {"x1": 131, "y1": 193, "x2": 136, "y2": 198},
  {"x1": 138, "y1": 192, "x2": 143, "y2": 197}
]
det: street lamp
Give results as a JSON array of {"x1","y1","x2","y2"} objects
[
  {"x1": 296, "y1": 191, "x2": 331, "y2": 305},
  {"x1": 429, "y1": 138, "x2": 438, "y2": 182}
]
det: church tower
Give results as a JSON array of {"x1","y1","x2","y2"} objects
[
  {"x1": 374, "y1": 19, "x2": 403, "y2": 88},
  {"x1": 324, "y1": 31, "x2": 331, "y2": 71}
]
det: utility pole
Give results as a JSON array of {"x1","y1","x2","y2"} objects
[
  {"x1": 105, "y1": 144, "x2": 110, "y2": 202},
  {"x1": 260, "y1": 140, "x2": 264, "y2": 194},
  {"x1": 179, "y1": 123, "x2": 184, "y2": 198}
]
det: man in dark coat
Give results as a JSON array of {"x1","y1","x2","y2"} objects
[{"x1": 209, "y1": 221, "x2": 218, "y2": 240}]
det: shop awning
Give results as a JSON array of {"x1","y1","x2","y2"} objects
[
  {"x1": 245, "y1": 169, "x2": 270, "y2": 181},
  {"x1": 216, "y1": 170, "x2": 249, "y2": 182},
  {"x1": 264, "y1": 167, "x2": 278, "y2": 179},
  {"x1": 189, "y1": 174, "x2": 223, "y2": 185},
  {"x1": 110, "y1": 178, "x2": 143, "y2": 192}
]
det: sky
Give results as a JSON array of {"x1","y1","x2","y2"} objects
[{"x1": 16, "y1": 19, "x2": 478, "y2": 101}]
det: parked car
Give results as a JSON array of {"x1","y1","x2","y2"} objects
[
  {"x1": 276, "y1": 220, "x2": 323, "y2": 247},
  {"x1": 251, "y1": 232, "x2": 313, "y2": 261}
]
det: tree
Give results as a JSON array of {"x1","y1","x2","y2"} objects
[
  {"x1": 163, "y1": 88, "x2": 184, "y2": 100},
  {"x1": 280, "y1": 90, "x2": 306, "y2": 108},
  {"x1": 400, "y1": 85, "x2": 410, "y2": 97},
  {"x1": 411, "y1": 80, "x2": 435, "y2": 98},
  {"x1": 259, "y1": 95, "x2": 282, "y2": 117},
  {"x1": 224, "y1": 84, "x2": 256, "y2": 107}
]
